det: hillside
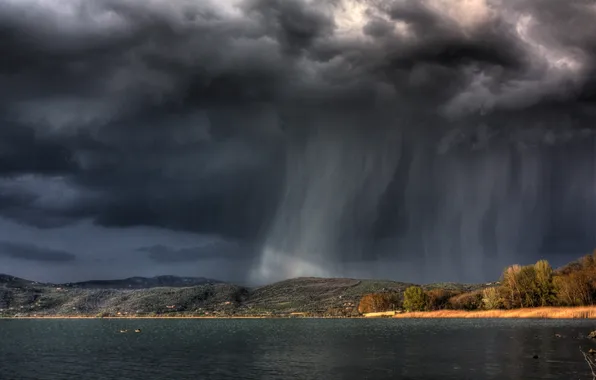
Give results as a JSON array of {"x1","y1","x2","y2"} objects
[
  {"x1": 0, "y1": 275, "x2": 427, "y2": 317},
  {"x1": 0, "y1": 281, "x2": 245, "y2": 317},
  {"x1": 0, "y1": 274, "x2": 42, "y2": 288},
  {"x1": 245, "y1": 277, "x2": 414, "y2": 316}
]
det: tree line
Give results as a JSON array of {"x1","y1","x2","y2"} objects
[{"x1": 358, "y1": 250, "x2": 596, "y2": 313}]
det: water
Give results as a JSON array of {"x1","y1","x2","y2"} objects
[{"x1": 0, "y1": 318, "x2": 595, "y2": 380}]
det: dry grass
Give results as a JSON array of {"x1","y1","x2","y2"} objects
[
  {"x1": 394, "y1": 306, "x2": 596, "y2": 319},
  {"x1": 363, "y1": 311, "x2": 397, "y2": 318}
]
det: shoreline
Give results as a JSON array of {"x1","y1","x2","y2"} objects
[
  {"x1": 1, "y1": 316, "x2": 271, "y2": 320},
  {"x1": 0, "y1": 316, "x2": 349, "y2": 320},
  {"x1": 4, "y1": 306, "x2": 596, "y2": 319}
]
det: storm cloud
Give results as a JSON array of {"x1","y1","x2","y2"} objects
[
  {"x1": 1, "y1": 0, "x2": 596, "y2": 283},
  {"x1": 0, "y1": 241, "x2": 76, "y2": 263}
]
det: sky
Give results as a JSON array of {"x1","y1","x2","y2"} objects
[{"x1": 0, "y1": 0, "x2": 595, "y2": 285}]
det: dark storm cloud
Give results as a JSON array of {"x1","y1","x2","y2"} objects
[
  {"x1": 1, "y1": 0, "x2": 596, "y2": 282},
  {"x1": 241, "y1": 0, "x2": 335, "y2": 54},
  {"x1": 0, "y1": 123, "x2": 76, "y2": 175},
  {"x1": 0, "y1": 175, "x2": 96, "y2": 228},
  {"x1": 0, "y1": 240, "x2": 76, "y2": 262},
  {"x1": 0, "y1": 0, "x2": 295, "y2": 237},
  {"x1": 138, "y1": 241, "x2": 246, "y2": 263}
]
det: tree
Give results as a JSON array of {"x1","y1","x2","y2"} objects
[
  {"x1": 553, "y1": 249, "x2": 596, "y2": 306},
  {"x1": 501, "y1": 264, "x2": 523, "y2": 308},
  {"x1": 517, "y1": 265, "x2": 539, "y2": 307},
  {"x1": 482, "y1": 287, "x2": 503, "y2": 310},
  {"x1": 554, "y1": 272, "x2": 593, "y2": 306},
  {"x1": 358, "y1": 293, "x2": 400, "y2": 314},
  {"x1": 501, "y1": 264, "x2": 540, "y2": 308},
  {"x1": 403, "y1": 286, "x2": 429, "y2": 312},
  {"x1": 498, "y1": 260, "x2": 558, "y2": 308},
  {"x1": 534, "y1": 260, "x2": 556, "y2": 306}
]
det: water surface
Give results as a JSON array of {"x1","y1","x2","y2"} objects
[{"x1": 0, "y1": 319, "x2": 594, "y2": 379}]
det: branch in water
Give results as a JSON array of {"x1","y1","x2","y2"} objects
[{"x1": 580, "y1": 346, "x2": 596, "y2": 380}]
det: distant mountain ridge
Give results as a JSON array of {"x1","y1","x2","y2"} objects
[
  {"x1": 0, "y1": 274, "x2": 221, "y2": 289},
  {"x1": 64, "y1": 275, "x2": 222, "y2": 289},
  {"x1": 0, "y1": 274, "x2": 38, "y2": 287}
]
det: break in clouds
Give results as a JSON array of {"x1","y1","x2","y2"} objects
[{"x1": 1, "y1": 0, "x2": 596, "y2": 284}]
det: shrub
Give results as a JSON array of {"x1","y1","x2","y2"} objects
[
  {"x1": 426, "y1": 289, "x2": 459, "y2": 310},
  {"x1": 403, "y1": 286, "x2": 429, "y2": 312},
  {"x1": 448, "y1": 290, "x2": 483, "y2": 310},
  {"x1": 326, "y1": 307, "x2": 356, "y2": 317}
]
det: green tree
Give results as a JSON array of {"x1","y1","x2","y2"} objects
[
  {"x1": 482, "y1": 287, "x2": 503, "y2": 310},
  {"x1": 500, "y1": 260, "x2": 558, "y2": 308},
  {"x1": 403, "y1": 286, "x2": 429, "y2": 312},
  {"x1": 534, "y1": 260, "x2": 556, "y2": 306},
  {"x1": 501, "y1": 264, "x2": 538, "y2": 308},
  {"x1": 517, "y1": 265, "x2": 539, "y2": 307}
]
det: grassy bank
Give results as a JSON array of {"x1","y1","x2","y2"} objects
[{"x1": 394, "y1": 306, "x2": 596, "y2": 319}]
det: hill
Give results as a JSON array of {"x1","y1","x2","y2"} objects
[
  {"x1": 245, "y1": 277, "x2": 414, "y2": 316},
  {"x1": 0, "y1": 275, "x2": 429, "y2": 317},
  {"x1": 0, "y1": 274, "x2": 42, "y2": 288},
  {"x1": 63, "y1": 275, "x2": 221, "y2": 289}
]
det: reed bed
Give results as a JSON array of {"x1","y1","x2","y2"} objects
[{"x1": 394, "y1": 306, "x2": 596, "y2": 319}]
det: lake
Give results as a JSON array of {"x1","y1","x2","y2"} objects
[{"x1": 0, "y1": 318, "x2": 595, "y2": 379}]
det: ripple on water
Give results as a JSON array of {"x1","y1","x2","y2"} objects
[{"x1": 0, "y1": 319, "x2": 593, "y2": 380}]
